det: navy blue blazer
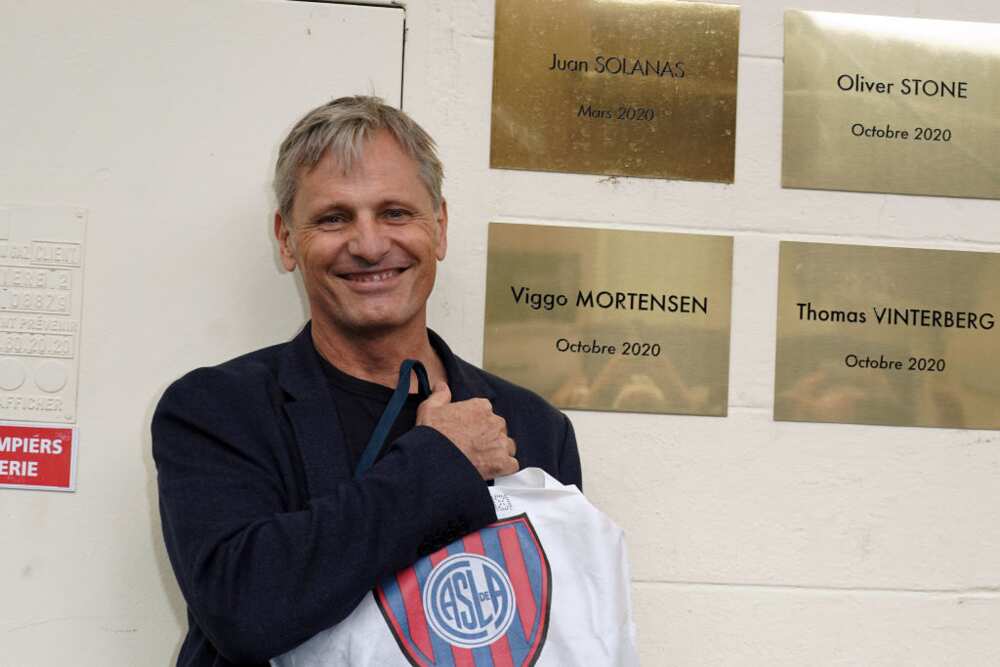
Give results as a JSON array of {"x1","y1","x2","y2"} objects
[{"x1": 152, "y1": 325, "x2": 581, "y2": 666}]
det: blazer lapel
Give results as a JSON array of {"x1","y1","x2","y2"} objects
[
  {"x1": 428, "y1": 329, "x2": 496, "y2": 402},
  {"x1": 277, "y1": 324, "x2": 351, "y2": 499}
]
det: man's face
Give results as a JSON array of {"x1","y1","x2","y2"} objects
[{"x1": 276, "y1": 130, "x2": 447, "y2": 337}]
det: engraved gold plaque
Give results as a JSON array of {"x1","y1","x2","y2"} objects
[
  {"x1": 783, "y1": 10, "x2": 1000, "y2": 199},
  {"x1": 491, "y1": 0, "x2": 739, "y2": 182},
  {"x1": 775, "y1": 242, "x2": 1000, "y2": 429},
  {"x1": 484, "y1": 223, "x2": 733, "y2": 416}
]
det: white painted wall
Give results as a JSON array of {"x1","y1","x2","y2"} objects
[
  {"x1": 401, "y1": 1, "x2": 1000, "y2": 665},
  {"x1": 2, "y1": 0, "x2": 1000, "y2": 665}
]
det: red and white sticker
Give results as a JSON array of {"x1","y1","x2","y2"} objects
[{"x1": 0, "y1": 422, "x2": 77, "y2": 491}]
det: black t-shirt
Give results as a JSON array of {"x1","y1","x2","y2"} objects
[{"x1": 316, "y1": 352, "x2": 426, "y2": 471}]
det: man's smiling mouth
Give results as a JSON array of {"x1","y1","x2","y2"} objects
[{"x1": 340, "y1": 268, "x2": 406, "y2": 283}]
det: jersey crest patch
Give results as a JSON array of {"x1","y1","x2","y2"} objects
[{"x1": 375, "y1": 514, "x2": 552, "y2": 667}]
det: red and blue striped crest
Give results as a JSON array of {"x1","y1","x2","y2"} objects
[{"x1": 375, "y1": 514, "x2": 552, "y2": 667}]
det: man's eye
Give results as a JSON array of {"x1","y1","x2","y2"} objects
[
  {"x1": 317, "y1": 215, "x2": 347, "y2": 226},
  {"x1": 384, "y1": 208, "x2": 410, "y2": 220}
]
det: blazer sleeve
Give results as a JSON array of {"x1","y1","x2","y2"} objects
[
  {"x1": 558, "y1": 413, "x2": 583, "y2": 492},
  {"x1": 152, "y1": 367, "x2": 496, "y2": 664}
]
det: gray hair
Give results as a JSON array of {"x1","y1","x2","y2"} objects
[{"x1": 273, "y1": 96, "x2": 444, "y2": 218}]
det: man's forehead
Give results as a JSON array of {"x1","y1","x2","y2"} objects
[
  {"x1": 302, "y1": 133, "x2": 417, "y2": 184},
  {"x1": 291, "y1": 133, "x2": 430, "y2": 214}
]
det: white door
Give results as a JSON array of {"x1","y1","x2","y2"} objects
[{"x1": 0, "y1": 0, "x2": 404, "y2": 662}]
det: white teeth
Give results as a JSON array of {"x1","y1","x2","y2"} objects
[{"x1": 350, "y1": 270, "x2": 397, "y2": 283}]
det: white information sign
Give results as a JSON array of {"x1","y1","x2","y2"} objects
[{"x1": 0, "y1": 207, "x2": 85, "y2": 423}]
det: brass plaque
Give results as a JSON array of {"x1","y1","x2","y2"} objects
[
  {"x1": 491, "y1": 0, "x2": 739, "y2": 182},
  {"x1": 783, "y1": 10, "x2": 1000, "y2": 199},
  {"x1": 775, "y1": 242, "x2": 1000, "y2": 429},
  {"x1": 484, "y1": 223, "x2": 733, "y2": 416}
]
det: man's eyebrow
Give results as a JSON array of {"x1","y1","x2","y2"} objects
[
  {"x1": 379, "y1": 199, "x2": 410, "y2": 209},
  {"x1": 305, "y1": 201, "x2": 351, "y2": 220},
  {"x1": 377, "y1": 196, "x2": 422, "y2": 209}
]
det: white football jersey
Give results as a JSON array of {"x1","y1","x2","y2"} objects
[{"x1": 272, "y1": 468, "x2": 639, "y2": 667}]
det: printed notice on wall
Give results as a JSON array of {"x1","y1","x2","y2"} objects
[
  {"x1": 0, "y1": 207, "x2": 86, "y2": 424},
  {"x1": 0, "y1": 422, "x2": 78, "y2": 491}
]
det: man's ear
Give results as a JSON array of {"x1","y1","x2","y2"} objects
[
  {"x1": 274, "y1": 211, "x2": 297, "y2": 272},
  {"x1": 434, "y1": 199, "x2": 448, "y2": 261}
]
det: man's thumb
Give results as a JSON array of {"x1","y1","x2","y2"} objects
[{"x1": 423, "y1": 381, "x2": 452, "y2": 406}]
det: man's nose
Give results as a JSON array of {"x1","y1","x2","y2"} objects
[{"x1": 347, "y1": 215, "x2": 391, "y2": 264}]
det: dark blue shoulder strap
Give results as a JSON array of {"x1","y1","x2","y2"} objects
[{"x1": 354, "y1": 359, "x2": 431, "y2": 477}]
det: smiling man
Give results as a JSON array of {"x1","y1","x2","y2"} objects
[{"x1": 152, "y1": 96, "x2": 581, "y2": 667}]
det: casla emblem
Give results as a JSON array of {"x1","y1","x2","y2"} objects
[{"x1": 375, "y1": 515, "x2": 552, "y2": 667}]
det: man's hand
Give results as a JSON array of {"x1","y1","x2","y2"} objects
[{"x1": 417, "y1": 382, "x2": 519, "y2": 480}]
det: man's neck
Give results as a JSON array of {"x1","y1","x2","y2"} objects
[{"x1": 310, "y1": 319, "x2": 447, "y2": 391}]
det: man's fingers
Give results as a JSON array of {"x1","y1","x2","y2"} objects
[
  {"x1": 417, "y1": 391, "x2": 518, "y2": 481},
  {"x1": 484, "y1": 455, "x2": 520, "y2": 481},
  {"x1": 503, "y1": 455, "x2": 520, "y2": 477}
]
